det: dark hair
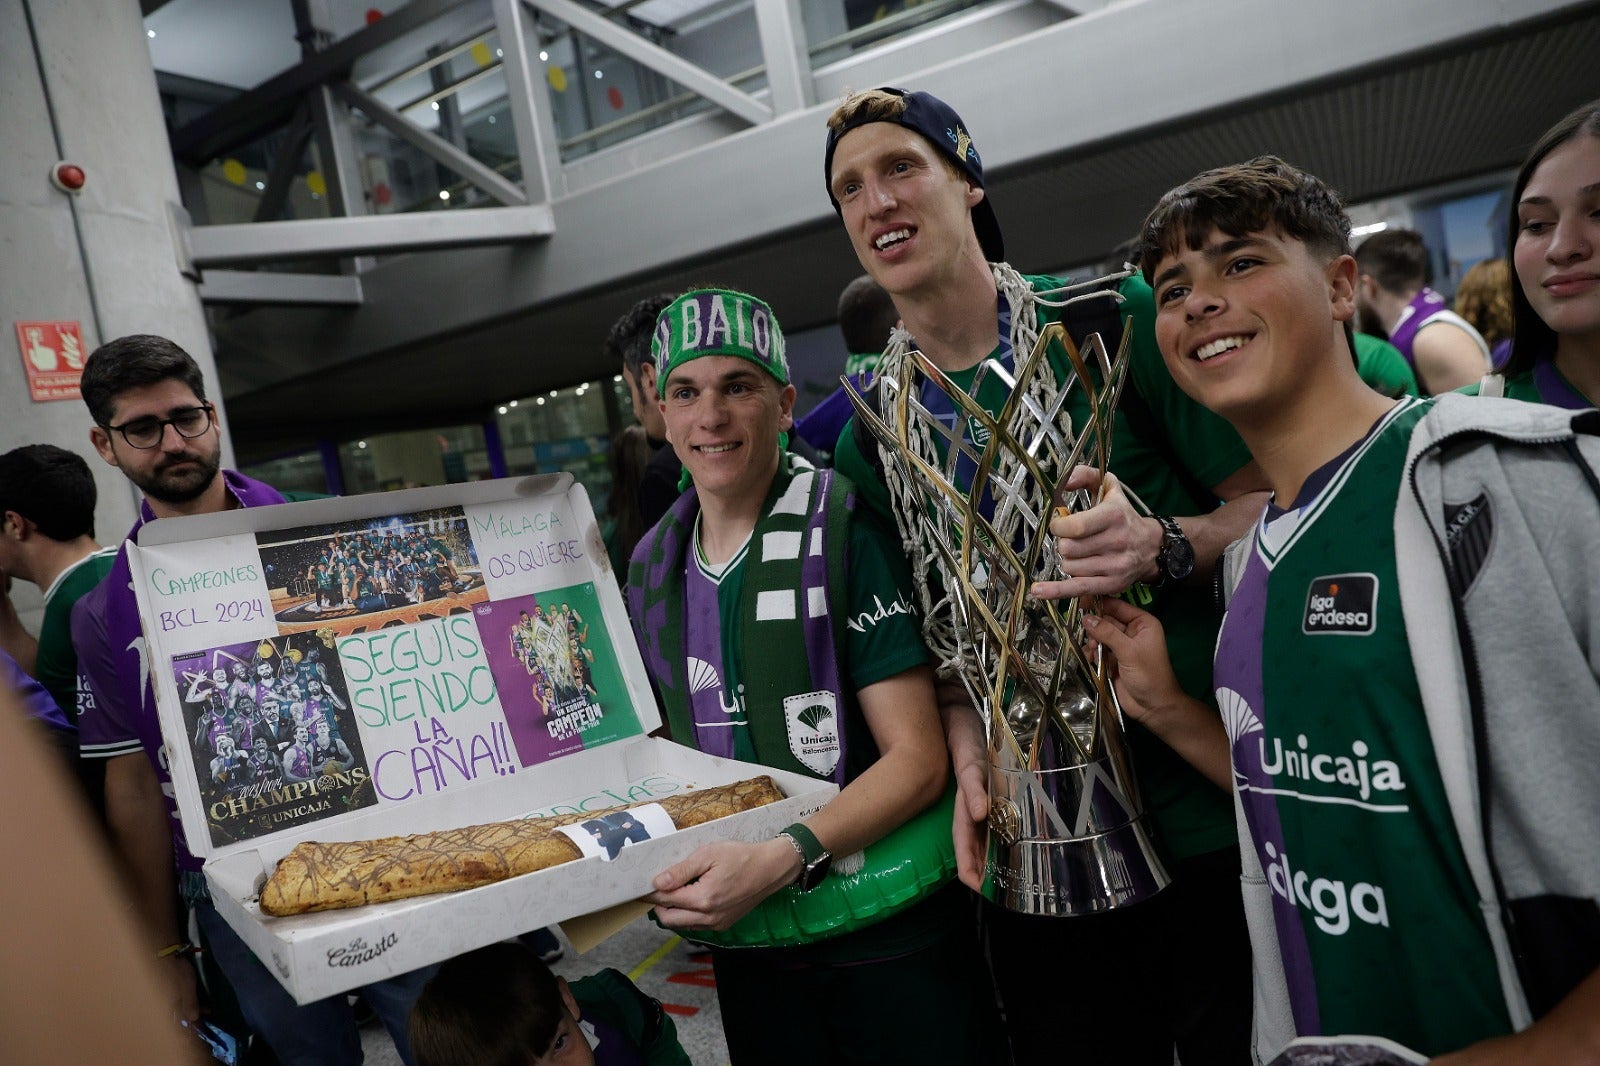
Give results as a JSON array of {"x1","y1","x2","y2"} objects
[
  {"x1": 1140, "y1": 157, "x2": 1357, "y2": 365},
  {"x1": 1352, "y1": 228, "x2": 1432, "y2": 293},
  {"x1": 836, "y1": 275, "x2": 899, "y2": 354},
  {"x1": 606, "y1": 294, "x2": 677, "y2": 378},
  {"x1": 409, "y1": 943, "x2": 566, "y2": 1066},
  {"x1": 605, "y1": 423, "x2": 652, "y2": 562},
  {"x1": 79, "y1": 334, "x2": 207, "y2": 427},
  {"x1": 1505, "y1": 98, "x2": 1600, "y2": 377},
  {"x1": 1138, "y1": 156, "x2": 1352, "y2": 288},
  {"x1": 0, "y1": 445, "x2": 97, "y2": 540}
]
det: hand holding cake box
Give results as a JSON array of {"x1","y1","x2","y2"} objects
[{"x1": 259, "y1": 776, "x2": 785, "y2": 915}]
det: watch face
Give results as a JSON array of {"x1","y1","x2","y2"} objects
[
  {"x1": 800, "y1": 853, "x2": 832, "y2": 892},
  {"x1": 1166, "y1": 537, "x2": 1196, "y2": 580}
]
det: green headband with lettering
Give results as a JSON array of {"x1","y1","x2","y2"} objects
[{"x1": 653, "y1": 288, "x2": 789, "y2": 396}]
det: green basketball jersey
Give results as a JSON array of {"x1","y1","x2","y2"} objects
[{"x1": 1215, "y1": 398, "x2": 1509, "y2": 1054}]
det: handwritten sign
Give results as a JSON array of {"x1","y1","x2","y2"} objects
[
  {"x1": 464, "y1": 501, "x2": 589, "y2": 599},
  {"x1": 337, "y1": 615, "x2": 519, "y2": 803},
  {"x1": 137, "y1": 537, "x2": 275, "y2": 656},
  {"x1": 522, "y1": 772, "x2": 691, "y2": 818}
]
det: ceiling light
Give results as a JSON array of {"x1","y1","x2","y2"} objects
[
  {"x1": 594, "y1": 70, "x2": 603, "y2": 79},
  {"x1": 255, "y1": 181, "x2": 265, "y2": 190},
  {"x1": 497, "y1": 405, "x2": 508, "y2": 414},
  {"x1": 357, "y1": 441, "x2": 368, "y2": 449},
  {"x1": 431, "y1": 101, "x2": 440, "y2": 111},
  {"x1": 495, "y1": 48, "x2": 503, "y2": 57},
  {"x1": 536, "y1": 397, "x2": 545, "y2": 406},
  {"x1": 613, "y1": 374, "x2": 622, "y2": 383},
  {"x1": 487, "y1": 115, "x2": 495, "y2": 123},
  {"x1": 1351, "y1": 221, "x2": 1389, "y2": 237},
  {"x1": 508, "y1": 400, "x2": 518, "y2": 407},
  {"x1": 147, "y1": 29, "x2": 156, "y2": 38},
  {"x1": 539, "y1": 50, "x2": 549, "y2": 61},
  {"x1": 439, "y1": 190, "x2": 450, "y2": 200},
  {"x1": 549, "y1": 390, "x2": 558, "y2": 397}
]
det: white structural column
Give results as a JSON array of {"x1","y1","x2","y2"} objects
[
  {"x1": 0, "y1": 0, "x2": 229, "y2": 546},
  {"x1": 492, "y1": 0, "x2": 564, "y2": 203},
  {"x1": 754, "y1": 0, "x2": 814, "y2": 115}
]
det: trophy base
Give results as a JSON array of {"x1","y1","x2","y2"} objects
[
  {"x1": 979, "y1": 753, "x2": 1171, "y2": 916},
  {"x1": 981, "y1": 815, "x2": 1171, "y2": 915}
]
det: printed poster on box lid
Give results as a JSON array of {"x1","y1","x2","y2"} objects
[{"x1": 128, "y1": 476, "x2": 659, "y2": 861}]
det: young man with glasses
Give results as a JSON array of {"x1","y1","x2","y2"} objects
[{"x1": 72, "y1": 334, "x2": 434, "y2": 1064}]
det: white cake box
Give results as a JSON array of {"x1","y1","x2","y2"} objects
[{"x1": 128, "y1": 475, "x2": 835, "y2": 1004}]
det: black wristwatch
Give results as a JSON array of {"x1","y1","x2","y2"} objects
[
  {"x1": 1152, "y1": 516, "x2": 1195, "y2": 586},
  {"x1": 779, "y1": 823, "x2": 832, "y2": 892}
]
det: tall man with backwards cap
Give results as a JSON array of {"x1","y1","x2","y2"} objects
[
  {"x1": 823, "y1": 87, "x2": 1268, "y2": 1063},
  {"x1": 630, "y1": 288, "x2": 995, "y2": 1064}
]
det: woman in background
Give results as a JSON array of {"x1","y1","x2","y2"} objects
[
  {"x1": 602, "y1": 424, "x2": 653, "y2": 582},
  {"x1": 1454, "y1": 257, "x2": 1516, "y2": 368},
  {"x1": 1482, "y1": 99, "x2": 1600, "y2": 408}
]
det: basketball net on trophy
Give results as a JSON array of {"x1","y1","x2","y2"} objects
[{"x1": 845, "y1": 294, "x2": 1169, "y2": 915}]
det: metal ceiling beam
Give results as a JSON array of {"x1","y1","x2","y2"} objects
[
  {"x1": 253, "y1": 110, "x2": 315, "y2": 222},
  {"x1": 199, "y1": 271, "x2": 365, "y2": 306},
  {"x1": 332, "y1": 81, "x2": 530, "y2": 206},
  {"x1": 753, "y1": 0, "x2": 812, "y2": 115},
  {"x1": 186, "y1": 205, "x2": 555, "y2": 266},
  {"x1": 170, "y1": 0, "x2": 472, "y2": 166},
  {"x1": 1035, "y1": 0, "x2": 1112, "y2": 12},
  {"x1": 520, "y1": 0, "x2": 772, "y2": 126}
]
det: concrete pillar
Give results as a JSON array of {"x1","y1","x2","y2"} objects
[{"x1": 0, "y1": 0, "x2": 232, "y2": 573}]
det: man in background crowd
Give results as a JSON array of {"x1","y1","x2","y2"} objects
[
  {"x1": 794, "y1": 274, "x2": 900, "y2": 457},
  {"x1": 608, "y1": 293, "x2": 681, "y2": 530},
  {"x1": 1354, "y1": 228, "x2": 1492, "y2": 393},
  {"x1": 0, "y1": 444, "x2": 118, "y2": 810}
]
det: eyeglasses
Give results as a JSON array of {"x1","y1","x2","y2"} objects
[{"x1": 104, "y1": 404, "x2": 215, "y2": 449}]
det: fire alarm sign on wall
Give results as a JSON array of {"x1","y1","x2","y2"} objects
[{"x1": 15, "y1": 321, "x2": 88, "y2": 402}]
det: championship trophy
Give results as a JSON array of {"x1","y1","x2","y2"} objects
[{"x1": 844, "y1": 287, "x2": 1169, "y2": 915}]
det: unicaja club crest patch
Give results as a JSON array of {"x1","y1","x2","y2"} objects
[{"x1": 784, "y1": 690, "x2": 841, "y2": 777}]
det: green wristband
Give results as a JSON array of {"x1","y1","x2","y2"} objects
[{"x1": 779, "y1": 822, "x2": 825, "y2": 866}]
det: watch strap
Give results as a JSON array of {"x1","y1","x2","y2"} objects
[{"x1": 780, "y1": 822, "x2": 826, "y2": 866}]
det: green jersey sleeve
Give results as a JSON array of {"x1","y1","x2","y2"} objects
[
  {"x1": 841, "y1": 507, "x2": 931, "y2": 691},
  {"x1": 833, "y1": 416, "x2": 893, "y2": 520},
  {"x1": 1119, "y1": 274, "x2": 1254, "y2": 495},
  {"x1": 1355, "y1": 332, "x2": 1421, "y2": 398}
]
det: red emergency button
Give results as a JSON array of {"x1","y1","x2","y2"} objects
[{"x1": 51, "y1": 162, "x2": 87, "y2": 193}]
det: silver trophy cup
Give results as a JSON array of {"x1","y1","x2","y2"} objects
[{"x1": 846, "y1": 302, "x2": 1169, "y2": 916}]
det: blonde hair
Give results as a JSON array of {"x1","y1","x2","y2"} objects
[
  {"x1": 825, "y1": 88, "x2": 907, "y2": 133},
  {"x1": 1454, "y1": 258, "x2": 1515, "y2": 345}
]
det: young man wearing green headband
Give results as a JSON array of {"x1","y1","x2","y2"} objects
[
  {"x1": 628, "y1": 288, "x2": 994, "y2": 1064},
  {"x1": 823, "y1": 87, "x2": 1266, "y2": 1063}
]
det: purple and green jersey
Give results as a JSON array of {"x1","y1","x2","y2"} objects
[
  {"x1": 1215, "y1": 398, "x2": 1510, "y2": 1055},
  {"x1": 1386, "y1": 288, "x2": 1491, "y2": 385}
]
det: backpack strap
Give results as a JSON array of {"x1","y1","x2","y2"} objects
[{"x1": 1477, "y1": 372, "x2": 1507, "y2": 398}]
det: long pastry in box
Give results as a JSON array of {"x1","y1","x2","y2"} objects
[{"x1": 260, "y1": 775, "x2": 784, "y2": 916}]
